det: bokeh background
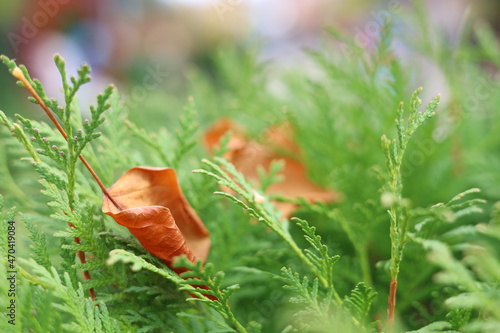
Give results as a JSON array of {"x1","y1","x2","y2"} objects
[{"x1": 0, "y1": 0, "x2": 498, "y2": 121}]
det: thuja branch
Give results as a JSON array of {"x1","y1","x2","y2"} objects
[
  {"x1": 175, "y1": 257, "x2": 249, "y2": 333},
  {"x1": 381, "y1": 88, "x2": 439, "y2": 332},
  {"x1": 8, "y1": 62, "x2": 120, "y2": 210},
  {"x1": 195, "y1": 157, "x2": 342, "y2": 304},
  {"x1": 2, "y1": 55, "x2": 121, "y2": 301}
]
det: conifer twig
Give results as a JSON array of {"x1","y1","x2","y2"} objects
[
  {"x1": 11, "y1": 67, "x2": 121, "y2": 210},
  {"x1": 10, "y1": 66, "x2": 122, "y2": 301},
  {"x1": 381, "y1": 89, "x2": 439, "y2": 332}
]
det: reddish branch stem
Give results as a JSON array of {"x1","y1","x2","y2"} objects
[
  {"x1": 387, "y1": 278, "x2": 398, "y2": 333},
  {"x1": 68, "y1": 222, "x2": 96, "y2": 301},
  {"x1": 12, "y1": 67, "x2": 120, "y2": 301},
  {"x1": 12, "y1": 67, "x2": 121, "y2": 210}
]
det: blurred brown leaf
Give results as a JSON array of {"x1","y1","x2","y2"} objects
[{"x1": 204, "y1": 119, "x2": 341, "y2": 217}]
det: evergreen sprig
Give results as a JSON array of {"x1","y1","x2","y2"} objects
[
  {"x1": 0, "y1": 111, "x2": 41, "y2": 163},
  {"x1": 23, "y1": 215, "x2": 52, "y2": 271},
  {"x1": 106, "y1": 249, "x2": 183, "y2": 284},
  {"x1": 174, "y1": 256, "x2": 249, "y2": 333},
  {"x1": 1, "y1": 55, "x2": 122, "y2": 304},
  {"x1": 414, "y1": 236, "x2": 500, "y2": 332},
  {"x1": 412, "y1": 188, "x2": 485, "y2": 240},
  {"x1": 281, "y1": 267, "x2": 367, "y2": 332},
  {"x1": 76, "y1": 85, "x2": 114, "y2": 156},
  {"x1": 106, "y1": 250, "x2": 248, "y2": 331},
  {"x1": 293, "y1": 217, "x2": 340, "y2": 294},
  {"x1": 195, "y1": 157, "x2": 340, "y2": 294},
  {"x1": 1, "y1": 55, "x2": 113, "y2": 209},
  {"x1": 15, "y1": 114, "x2": 67, "y2": 167},
  {"x1": 381, "y1": 88, "x2": 440, "y2": 331},
  {"x1": 343, "y1": 283, "x2": 378, "y2": 324},
  {"x1": 21, "y1": 259, "x2": 124, "y2": 333},
  {"x1": 281, "y1": 267, "x2": 333, "y2": 323}
]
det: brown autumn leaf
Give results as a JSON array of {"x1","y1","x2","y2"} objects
[
  {"x1": 204, "y1": 119, "x2": 341, "y2": 217},
  {"x1": 102, "y1": 167, "x2": 210, "y2": 273}
]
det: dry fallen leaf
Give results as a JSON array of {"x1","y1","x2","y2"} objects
[
  {"x1": 102, "y1": 167, "x2": 210, "y2": 273},
  {"x1": 204, "y1": 119, "x2": 341, "y2": 217}
]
